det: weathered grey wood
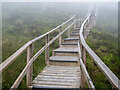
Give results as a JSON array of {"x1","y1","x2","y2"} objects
[
  {"x1": 53, "y1": 47, "x2": 79, "y2": 53},
  {"x1": 61, "y1": 43, "x2": 78, "y2": 48},
  {"x1": 74, "y1": 19, "x2": 76, "y2": 29},
  {"x1": 32, "y1": 66, "x2": 81, "y2": 88},
  {"x1": 0, "y1": 15, "x2": 75, "y2": 73},
  {"x1": 49, "y1": 56, "x2": 78, "y2": 62},
  {"x1": 59, "y1": 26, "x2": 62, "y2": 46},
  {"x1": 64, "y1": 38, "x2": 79, "y2": 43},
  {"x1": 80, "y1": 14, "x2": 120, "y2": 89},
  {"x1": 82, "y1": 47, "x2": 86, "y2": 66},
  {"x1": 10, "y1": 21, "x2": 74, "y2": 89},
  {"x1": 78, "y1": 41, "x2": 95, "y2": 89},
  {"x1": 68, "y1": 22, "x2": 71, "y2": 37},
  {"x1": 45, "y1": 34, "x2": 49, "y2": 65},
  {"x1": 26, "y1": 44, "x2": 33, "y2": 87},
  {"x1": 0, "y1": 41, "x2": 32, "y2": 72}
]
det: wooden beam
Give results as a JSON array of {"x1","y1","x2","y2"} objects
[
  {"x1": 68, "y1": 21, "x2": 71, "y2": 37},
  {"x1": 78, "y1": 42, "x2": 95, "y2": 89},
  {"x1": 45, "y1": 34, "x2": 49, "y2": 65},
  {"x1": 0, "y1": 15, "x2": 75, "y2": 73},
  {"x1": 10, "y1": 22, "x2": 74, "y2": 89},
  {"x1": 79, "y1": 13, "x2": 120, "y2": 89},
  {"x1": 59, "y1": 26, "x2": 62, "y2": 46},
  {"x1": 0, "y1": 41, "x2": 32, "y2": 72},
  {"x1": 26, "y1": 43, "x2": 33, "y2": 87},
  {"x1": 74, "y1": 18, "x2": 76, "y2": 29},
  {"x1": 82, "y1": 47, "x2": 86, "y2": 66}
]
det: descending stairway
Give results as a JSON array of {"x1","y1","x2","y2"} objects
[{"x1": 32, "y1": 27, "x2": 81, "y2": 89}]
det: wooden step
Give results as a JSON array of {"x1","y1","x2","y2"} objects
[
  {"x1": 49, "y1": 56, "x2": 78, "y2": 62},
  {"x1": 49, "y1": 56, "x2": 79, "y2": 66},
  {"x1": 53, "y1": 47, "x2": 78, "y2": 56},
  {"x1": 72, "y1": 31, "x2": 79, "y2": 33},
  {"x1": 74, "y1": 28, "x2": 80, "y2": 30},
  {"x1": 60, "y1": 43, "x2": 78, "y2": 48},
  {"x1": 32, "y1": 66, "x2": 81, "y2": 89},
  {"x1": 69, "y1": 35, "x2": 79, "y2": 38},
  {"x1": 64, "y1": 38, "x2": 79, "y2": 43},
  {"x1": 71, "y1": 32, "x2": 79, "y2": 35}
]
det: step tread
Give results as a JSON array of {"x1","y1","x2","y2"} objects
[
  {"x1": 32, "y1": 66, "x2": 81, "y2": 88},
  {"x1": 70, "y1": 34, "x2": 79, "y2": 36},
  {"x1": 53, "y1": 47, "x2": 79, "y2": 52},
  {"x1": 62, "y1": 43, "x2": 78, "y2": 45},
  {"x1": 49, "y1": 56, "x2": 78, "y2": 62},
  {"x1": 64, "y1": 38, "x2": 79, "y2": 41}
]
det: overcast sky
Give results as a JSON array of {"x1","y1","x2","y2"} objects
[{"x1": 1, "y1": 0, "x2": 119, "y2": 2}]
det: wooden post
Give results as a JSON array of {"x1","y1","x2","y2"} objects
[
  {"x1": 26, "y1": 44, "x2": 33, "y2": 87},
  {"x1": 78, "y1": 18, "x2": 80, "y2": 28},
  {"x1": 59, "y1": 26, "x2": 62, "y2": 47},
  {"x1": 80, "y1": 45, "x2": 86, "y2": 89},
  {"x1": 68, "y1": 22, "x2": 71, "y2": 37},
  {"x1": 45, "y1": 34, "x2": 49, "y2": 65},
  {"x1": 74, "y1": 18, "x2": 76, "y2": 29},
  {"x1": 83, "y1": 47, "x2": 86, "y2": 66}
]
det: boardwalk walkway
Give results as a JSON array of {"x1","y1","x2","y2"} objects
[
  {"x1": 1, "y1": 10, "x2": 120, "y2": 90},
  {"x1": 32, "y1": 27, "x2": 81, "y2": 89}
]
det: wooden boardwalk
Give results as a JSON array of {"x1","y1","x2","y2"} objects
[
  {"x1": 32, "y1": 27, "x2": 81, "y2": 89},
  {"x1": 1, "y1": 10, "x2": 120, "y2": 89}
]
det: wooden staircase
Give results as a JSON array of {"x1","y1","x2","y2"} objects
[
  {"x1": 32, "y1": 27, "x2": 81, "y2": 89},
  {"x1": 1, "y1": 12, "x2": 120, "y2": 90}
]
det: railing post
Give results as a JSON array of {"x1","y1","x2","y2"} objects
[
  {"x1": 80, "y1": 45, "x2": 86, "y2": 89},
  {"x1": 74, "y1": 18, "x2": 76, "y2": 29},
  {"x1": 68, "y1": 22, "x2": 71, "y2": 37},
  {"x1": 45, "y1": 34, "x2": 49, "y2": 65},
  {"x1": 26, "y1": 43, "x2": 33, "y2": 87},
  {"x1": 59, "y1": 26, "x2": 62, "y2": 47}
]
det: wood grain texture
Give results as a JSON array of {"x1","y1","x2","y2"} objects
[{"x1": 32, "y1": 66, "x2": 81, "y2": 88}]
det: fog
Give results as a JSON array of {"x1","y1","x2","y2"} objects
[{"x1": 2, "y1": 2, "x2": 118, "y2": 36}]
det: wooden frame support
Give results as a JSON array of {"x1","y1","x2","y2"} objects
[
  {"x1": 80, "y1": 45, "x2": 86, "y2": 89},
  {"x1": 26, "y1": 43, "x2": 33, "y2": 87},
  {"x1": 68, "y1": 22, "x2": 71, "y2": 37},
  {"x1": 74, "y1": 18, "x2": 76, "y2": 29},
  {"x1": 59, "y1": 26, "x2": 62, "y2": 47},
  {"x1": 45, "y1": 34, "x2": 49, "y2": 65}
]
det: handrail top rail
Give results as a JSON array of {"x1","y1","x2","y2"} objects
[
  {"x1": 0, "y1": 15, "x2": 75, "y2": 72},
  {"x1": 79, "y1": 13, "x2": 120, "y2": 89},
  {"x1": 11, "y1": 22, "x2": 74, "y2": 89}
]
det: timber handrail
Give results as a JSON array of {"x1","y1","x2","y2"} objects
[
  {"x1": 10, "y1": 21, "x2": 74, "y2": 89},
  {"x1": 78, "y1": 41, "x2": 95, "y2": 89},
  {"x1": 0, "y1": 15, "x2": 75, "y2": 73},
  {"x1": 79, "y1": 13, "x2": 120, "y2": 89}
]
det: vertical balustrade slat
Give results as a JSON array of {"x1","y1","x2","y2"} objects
[
  {"x1": 68, "y1": 21, "x2": 71, "y2": 37},
  {"x1": 45, "y1": 34, "x2": 49, "y2": 65},
  {"x1": 59, "y1": 26, "x2": 62, "y2": 47},
  {"x1": 80, "y1": 45, "x2": 86, "y2": 89},
  {"x1": 74, "y1": 18, "x2": 76, "y2": 29},
  {"x1": 26, "y1": 43, "x2": 33, "y2": 87}
]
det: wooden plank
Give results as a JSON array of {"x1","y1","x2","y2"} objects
[
  {"x1": 49, "y1": 56, "x2": 78, "y2": 61},
  {"x1": 45, "y1": 34, "x2": 49, "y2": 65},
  {"x1": 32, "y1": 81, "x2": 79, "y2": 86},
  {"x1": 32, "y1": 66, "x2": 81, "y2": 88},
  {"x1": 0, "y1": 15, "x2": 75, "y2": 73},
  {"x1": 53, "y1": 47, "x2": 79, "y2": 52},
  {"x1": 32, "y1": 84, "x2": 78, "y2": 88},
  {"x1": 78, "y1": 42, "x2": 95, "y2": 89},
  {"x1": 59, "y1": 26, "x2": 62, "y2": 46},
  {"x1": 80, "y1": 13, "x2": 120, "y2": 89},
  {"x1": 33, "y1": 78, "x2": 79, "y2": 83},
  {"x1": 0, "y1": 41, "x2": 32, "y2": 72},
  {"x1": 26, "y1": 44, "x2": 33, "y2": 87},
  {"x1": 10, "y1": 21, "x2": 74, "y2": 89}
]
